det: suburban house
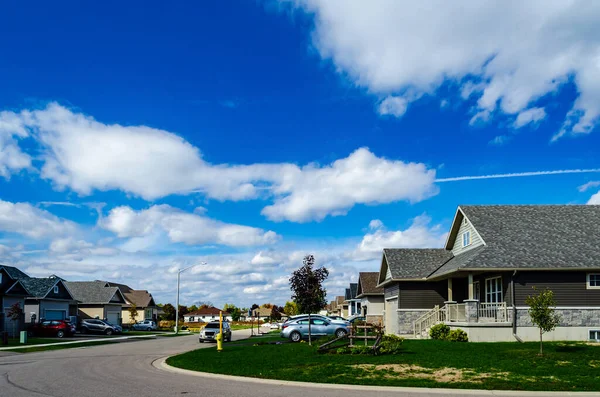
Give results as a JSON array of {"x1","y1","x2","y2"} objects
[
  {"x1": 344, "y1": 283, "x2": 361, "y2": 317},
  {"x1": 184, "y1": 307, "x2": 232, "y2": 323},
  {"x1": 20, "y1": 275, "x2": 78, "y2": 323},
  {"x1": 103, "y1": 281, "x2": 158, "y2": 324},
  {"x1": 356, "y1": 272, "x2": 384, "y2": 324},
  {"x1": 378, "y1": 205, "x2": 600, "y2": 342},
  {"x1": 65, "y1": 281, "x2": 127, "y2": 325},
  {"x1": 0, "y1": 265, "x2": 29, "y2": 336}
]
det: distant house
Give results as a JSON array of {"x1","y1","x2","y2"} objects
[
  {"x1": 184, "y1": 307, "x2": 232, "y2": 323},
  {"x1": 20, "y1": 275, "x2": 77, "y2": 323},
  {"x1": 356, "y1": 272, "x2": 384, "y2": 324},
  {"x1": 378, "y1": 205, "x2": 600, "y2": 342},
  {"x1": 344, "y1": 283, "x2": 360, "y2": 317},
  {"x1": 0, "y1": 265, "x2": 30, "y2": 336},
  {"x1": 65, "y1": 281, "x2": 127, "y2": 325},
  {"x1": 328, "y1": 296, "x2": 345, "y2": 317},
  {"x1": 103, "y1": 281, "x2": 158, "y2": 324}
]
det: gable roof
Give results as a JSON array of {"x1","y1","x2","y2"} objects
[
  {"x1": 19, "y1": 277, "x2": 73, "y2": 299},
  {"x1": 0, "y1": 265, "x2": 28, "y2": 280},
  {"x1": 335, "y1": 295, "x2": 345, "y2": 306},
  {"x1": 356, "y1": 272, "x2": 383, "y2": 297},
  {"x1": 65, "y1": 281, "x2": 125, "y2": 304},
  {"x1": 103, "y1": 281, "x2": 155, "y2": 308},
  {"x1": 381, "y1": 248, "x2": 453, "y2": 282},
  {"x1": 186, "y1": 307, "x2": 229, "y2": 316}
]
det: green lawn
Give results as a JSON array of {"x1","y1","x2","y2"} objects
[
  {"x1": 2, "y1": 337, "x2": 63, "y2": 347},
  {"x1": 167, "y1": 337, "x2": 600, "y2": 391}
]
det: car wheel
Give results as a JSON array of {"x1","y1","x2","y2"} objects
[
  {"x1": 57, "y1": 330, "x2": 65, "y2": 338},
  {"x1": 199, "y1": 339, "x2": 204, "y2": 343},
  {"x1": 289, "y1": 331, "x2": 302, "y2": 343},
  {"x1": 146, "y1": 327, "x2": 151, "y2": 331},
  {"x1": 105, "y1": 329, "x2": 113, "y2": 336},
  {"x1": 335, "y1": 329, "x2": 347, "y2": 338},
  {"x1": 227, "y1": 335, "x2": 231, "y2": 342}
]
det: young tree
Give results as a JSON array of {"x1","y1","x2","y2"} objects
[
  {"x1": 261, "y1": 303, "x2": 273, "y2": 309},
  {"x1": 7, "y1": 302, "x2": 23, "y2": 338},
  {"x1": 270, "y1": 305, "x2": 282, "y2": 321},
  {"x1": 526, "y1": 288, "x2": 561, "y2": 355},
  {"x1": 230, "y1": 307, "x2": 242, "y2": 322},
  {"x1": 188, "y1": 304, "x2": 198, "y2": 313},
  {"x1": 128, "y1": 304, "x2": 138, "y2": 324},
  {"x1": 289, "y1": 254, "x2": 329, "y2": 344},
  {"x1": 177, "y1": 305, "x2": 189, "y2": 319},
  {"x1": 283, "y1": 301, "x2": 299, "y2": 316}
]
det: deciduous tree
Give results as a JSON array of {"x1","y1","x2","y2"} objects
[
  {"x1": 526, "y1": 288, "x2": 561, "y2": 355},
  {"x1": 128, "y1": 304, "x2": 138, "y2": 324}
]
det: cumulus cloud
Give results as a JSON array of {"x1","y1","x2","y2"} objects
[
  {"x1": 588, "y1": 191, "x2": 600, "y2": 205},
  {"x1": 350, "y1": 215, "x2": 447, "y2": 261},
  {"x1": 100, "y1": 205, "x2": 279, "y2": 247},
  {"x1": 0, "y1": 103, "x2": 438, "y2": 222},
  {"x1": 0, "y1": 110, "x2": 31, "y2": 178},
  {"x1": 0, "y1": 199, "x2": 77, "y2": 239},
  {"x1": 284, "y1": 0, "x2": 600, "y2": 138},
  {"x1": 261, "y1": 148, "x2": 437, "y2": 222},
  {"x1": 489, "y1": 135, "x2": 511, "y2": 146},
  {"x1": 513, "y1": 107, "x2": 547, "y2": 128},
  {"x1": 377, "y1": 96, "x2": 409, "y2": 117}
]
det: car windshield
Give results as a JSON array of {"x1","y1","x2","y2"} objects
[{"x1": 204, "y1": 323, "x2": 222, "y2": 329}]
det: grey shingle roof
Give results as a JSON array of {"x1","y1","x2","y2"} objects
[
  {"x1": 0, "y1": 265, "x2": 29, "y2": 280},
  {"x1": 19, "y1": 278, "x2": 58, "y2": 298},
  {"x1": 356, "y1": 272, "x2": 384, "y2": 297},
  {"x1": 384, "y1": 248, "x2": 454, "y2": 279},
  {"x1": 344, "y1": 288, "x2": 352, "y2": 300},
  {"x1": 65, "y1": 281, "x2": 123, "y2": 304},
  {"x1": 428, "y1": 245, "x2": 486, "y2": 278},
  {"x1": 349, "y1": 283, "x2": 358, "y2": 299}
]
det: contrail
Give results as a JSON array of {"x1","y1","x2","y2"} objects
[{"x1": 435, "y1": 169, "x2": 600, "y2": 183}]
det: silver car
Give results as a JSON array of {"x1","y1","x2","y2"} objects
[
  {"x1": 280, "y1": 317, "x2": 349, "y2": 342},
  {"x1": 286, "y1": 314, "x2": 349, "y2": 326}
]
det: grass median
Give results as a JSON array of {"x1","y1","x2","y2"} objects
[
  {"x1": 166, "y1": 335, "x2": 600, "y2": 391},
  {"x1": 3, "y1": 340, "x2": 119, "y2": 353}
]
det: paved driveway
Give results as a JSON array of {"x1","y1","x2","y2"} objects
[{"x1": 0, "y1": 330, "x2": 582, "y2": 397}]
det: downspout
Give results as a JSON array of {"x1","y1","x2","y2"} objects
[{"x1": 511, "y1": 270, "x2": 523, "y2": 343}]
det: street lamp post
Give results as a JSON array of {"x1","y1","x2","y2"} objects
[{"x1": 175, "y1": 262, "x2": 206, "y2": 334}]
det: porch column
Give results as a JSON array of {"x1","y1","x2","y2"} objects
[
  {"x1": 468, "y1": 273, "x2": 474, "y2": 300},
  {"x1": 447, "y1": 278, "x2": 453, "y2": 302}
]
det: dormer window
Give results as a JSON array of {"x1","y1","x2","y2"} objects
[
  {"x1": 462, "y1": 231, "x2": 471, "y2": 247},
  {"x1": 53, "y1": 286, "x2": 59, "y2": 294}
]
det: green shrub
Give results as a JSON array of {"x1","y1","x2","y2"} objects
[
  {"x1": 335, "y1": 347, "x2": 348, "y2": 354},
  {"x1": 447, "y1": 328, "x2": 468, "y2": 342},
  {"x1": 378, "y1": 334, "x2": 403, "y2": 355},
  {"x1": 350, "y1": 345, "x2": 372, "y2": 355},
  {"x1": 429, "y1": 323, "x2": 450, "y2": 340}
]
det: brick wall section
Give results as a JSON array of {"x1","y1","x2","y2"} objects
[{"x1": 516, "y1": 308, "x2": 600, "y2": 327}]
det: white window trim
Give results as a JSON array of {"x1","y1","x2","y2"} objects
[
  {"x1": 485, "y1": 276, "x2": 503, "y2": 303},
  {"x1": 589, "y1": 329, "x2": 600, "y2": 342},
  {"x1": 462, "y1": 231, "x2": 471, "y2": 247},
  {"x1": 53, "y1": 286, "x2": 59, "y2": 294},
  {"x1": 586, "y1": 273, "x2": 600, "y2": 290}
]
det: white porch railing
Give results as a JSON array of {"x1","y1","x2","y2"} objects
[
  {"x1": 478, "y1": 302, "x2": 508, "y2": 322},
  {"x1": 446, "y1": 303, "x2": 466, "y2": 322},
  {"x1": 413, "y1": 305, "x2": 445, "y2": 337}
]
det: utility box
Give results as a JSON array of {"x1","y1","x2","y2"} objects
[{"x1": 20, "y1": 331, "x2": 27, "y2": 344}]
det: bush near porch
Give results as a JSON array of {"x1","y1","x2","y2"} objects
[{"x1": 167, "y1": 335, "x2": 600, "y2": 391}]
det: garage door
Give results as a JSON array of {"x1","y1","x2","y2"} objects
[
  {"x1": 385, "y1": 298, "x2": 398, "y2": 334},
  {"x1": 106, "y1": 312, "x2": 120, "y2": 325},
  {"x1": 44, "y1": 310, "x2": 66, "y2": 320}
]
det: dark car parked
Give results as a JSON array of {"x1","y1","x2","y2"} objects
[
  {"x1": 28, "y1": 320, "x2": 76, "y2": 338},
  {"x1": 80, "y1": 319, "x2": 122, "y2": 335},
  {"x1": 199, "y1": 321, "x2": 231, "y2": 343}
]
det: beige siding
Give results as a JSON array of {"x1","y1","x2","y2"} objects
[
  {"x1": 451, "y1": 216, "x2": 484, "y2": 255},
  {"x1": 361, "y1": 295, "x2": 384, "y2": 316},
  {"x1": 79, "y1": 307, "x2": 104, "y2": 320}
]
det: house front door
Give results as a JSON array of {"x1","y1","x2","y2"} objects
[{"x1": 384, "y1": 298, "x2": 398, "y2": 334}]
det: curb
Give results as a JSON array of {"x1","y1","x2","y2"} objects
[
  {"x1": 0, "y1": 334, "x2": 164, "y2": 351},
  {"x1": 154, "y1": 357, "x2": 600, "y2": 396}
]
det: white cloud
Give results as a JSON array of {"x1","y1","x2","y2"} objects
[
  {"x1": 0, "y1": 104, "x2": 438, "y2": 222},
  {"x1": 49, "y1": 238, "x2": 93, "y2": 253},
  {"x1": 368, "y1": 219, "x2": 383, "y2": 230},
  {"x1": 0, "y1": 110, "x2": 31, "y2": 178},
  {"x1": 489, "y1": 135, "x2": 511, "y2": 146},
  {"x1": 578, "y1": 181, "x2": 600, "y2": 192},
  {"x1": 350, "y1": 215, "x2": 447, "y2": 261},
  {"x1": 261, "y1": 147, "x2": 438, "y2": 222},
  {"x1": 377, "y1": 96, "x2": 408, "y2": 117},
  {"x1": 588, "y1": 191, "x2": 600, "y2": 205},
  {"x1": 0, "y1": 199, "x2": 76, "y2": 239},
  {"x1": 100, "y1": 205, "x2": 279, "y2": 247},
  {"x1": 513, "y1": 107, "x2": 547, "y2": 128},
  {"x1": 284, "y1": 0, "x2": 600, "y2": 138},
  {"x1": 251, "y1": 251, "x2": 281, "y2": 265}
]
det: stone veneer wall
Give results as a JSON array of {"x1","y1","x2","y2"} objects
[
  {"x1": 516, "y1": 308, "x2": 600, "y2": 327},
  {"x1": 397, "y1": 310, "x2": 430, "y2": 334}
]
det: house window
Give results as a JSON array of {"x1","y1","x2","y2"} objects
[
  {"x1": 53, "y1": 286, "x2": 59, "y2": 294},
  {"x1": 485, "y1": 277, "x2": 503, "y2": 303},
  {"x1": 590, "y1": 330, "x2": 600, "y2": 342},
  {"x1": 189, "y1": 316, "x2": 195, "y2": 322},
  {"x1": 462, "y1": 231, "x2": 471, "y2": 247},
  {"x1": 587, "y1": 274, "x2": 600, "y2": 289}
]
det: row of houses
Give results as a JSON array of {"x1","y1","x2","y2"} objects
[
  {"x1": 0, "y1": 265, "x2": 158, "y2": 336},
  {"x1": 183, "y1": 306, "x2": 277, "y2": 323},
  {"x1": 330, "y1": 205, "x2": 600, "y2": 342}
]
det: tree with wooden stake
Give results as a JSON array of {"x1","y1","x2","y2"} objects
[
  {"x1": 128, "y1": 304, "x2": 138, "y2": 325},
  {"x1": 289, "y1": 254, "x2": 329, "y2": 345},
  {"x1": 525, "y1": 287, "x2": 561, "y2": 355}
]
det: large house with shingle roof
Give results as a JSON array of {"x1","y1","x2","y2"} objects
[
  {"x1": 344, "y1": 283, "x2": 360, "y2": 317},
  {"x1": 65, "y1": 281, "x2": 126, "y2": 325},
  {"x1": 103, "y1": 281, "x2": 158, "y2": 324},
  {"x1": 356, "y1": 272, "x2": 384, "y2": 324},
  {"x1": 378, "y1": 205, "x2": 600, "y2": 342}
]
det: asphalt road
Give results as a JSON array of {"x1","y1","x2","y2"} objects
[{"x1": 0, "y1": 329, "x2": 590, "y2": 397}]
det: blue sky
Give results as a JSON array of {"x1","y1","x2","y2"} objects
[{"x1": 1, "y1": 1, "x2": 599, "y2": 307}]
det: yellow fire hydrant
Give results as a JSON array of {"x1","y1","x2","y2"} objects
[{"x1": 216, "y1": 331, "x2": 223, "y2": 352}]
